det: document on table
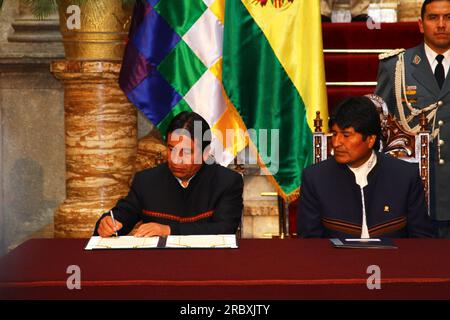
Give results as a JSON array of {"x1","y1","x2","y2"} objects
[
  {"x1": 165, "y1": 234, "x2": 238, "y2": 248},
  {"x1": 84, "y1": 234, "x2": 238, "y2": 250},
  {"x1": 85, "y1": 236, "x2": 160, "y2": 250}
]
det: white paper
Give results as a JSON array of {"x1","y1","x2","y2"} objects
[
  {"x1": 84, "y1": 234, "x2": 238, "y2": 250},
  {"x1": 84, "y1": 236, "x2": 159, "y2": 250},
  {"x1": 165, "y1": 234, "x2": 238, "y2": 248}
]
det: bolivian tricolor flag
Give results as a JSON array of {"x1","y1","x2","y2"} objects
[
  {"x1": 119, "y1": 0, "x2": 327, "y2": 201},
  {"x1": 222, "y1": 0, "x2": 328, "y2": 201}
]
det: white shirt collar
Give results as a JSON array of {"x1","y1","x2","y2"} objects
[
  {"x1": 347, "y1": 150, "x2": 377, "y2": 189},
  {"x1": 175, "y1": 174, "x2": 196, "y2": 189},
  {"x1": 424, "y1": 43, "x2": 450, "y2": 77}
]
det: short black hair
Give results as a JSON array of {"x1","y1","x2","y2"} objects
[
  {"x1": 421, "y1": 0, "x2": 450, "y2": 19},
  {"x1": 329, "y1": 96, "x2": 381, "y2": 150},
  {"x1": 166, "y1": 111, "x2": 212, "y2": 152}
]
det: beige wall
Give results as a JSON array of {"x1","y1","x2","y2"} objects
[
  {"x1": 0, "y1": 1, "x2": 64, "y2": 255},
  {"x1": 0, "y1": 67, "x2": 65, "y2": 255}
]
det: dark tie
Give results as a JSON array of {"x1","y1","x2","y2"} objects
[{"x1": 435, "y1": 54, "x2": 445, "y2": 89}]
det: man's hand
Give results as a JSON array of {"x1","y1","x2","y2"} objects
[
  {"x1": 98, "y1": 216, "x2": 123, "y2": 237},
  {"x1": 134, "y1": 223, "x2": 171, "y2": 237}
]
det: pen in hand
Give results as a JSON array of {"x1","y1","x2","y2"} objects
[{"x1": 109, "y1": 209, "x2": 119, "y2": 237}]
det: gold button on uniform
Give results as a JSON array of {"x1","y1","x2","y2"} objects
[
  {"x1": 439, "y1": 139, "x2": 445, "y2": 146},
  {"x1": 438, "y1": 120, "x2": 445, "y2": 126},
  {"x1": 439, "y1": 159, "x2": 445, "y2": 165},
  {"x1": 438, "y1": 101, "x2": 444, "y2": 107}
]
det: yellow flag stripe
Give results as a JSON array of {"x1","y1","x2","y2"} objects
[{"x1": 241, "y1": 0, "x2": 328, "y2": 131}]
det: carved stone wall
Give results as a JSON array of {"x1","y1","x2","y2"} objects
[{"x1": 0, "y1": 0, "x2": 65, "y2": 255}]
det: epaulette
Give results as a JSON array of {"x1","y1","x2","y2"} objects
[{"x1": 378, "y1": 48, "x2": 405, "y2": 60}]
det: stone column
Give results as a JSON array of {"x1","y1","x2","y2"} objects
[{"x1": 51, "y1": 61, "x2": 137, "y2": 238}]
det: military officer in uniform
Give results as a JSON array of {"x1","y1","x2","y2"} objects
[{"x1": 375, "y1": 0, "x2": 450, "y2": 237}]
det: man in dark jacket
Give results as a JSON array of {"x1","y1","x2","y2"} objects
[
  {"x1": 297, "y1": 96, "x2": 434, "y2": 238},
  {"x1": 94, "y1": 111, "x2": 243, "y2": 237}
]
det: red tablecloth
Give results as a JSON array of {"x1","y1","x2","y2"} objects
[{"x1": 1, "y1": 239, "x2": 449, "y2": 300}]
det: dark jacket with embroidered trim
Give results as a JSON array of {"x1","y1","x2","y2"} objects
[
  {"x1": 93, "y1": 163, "x2": 243, "y2": 236},
  {"x1": 297, "y1": 152, "x2": 434, "y2": 238}
]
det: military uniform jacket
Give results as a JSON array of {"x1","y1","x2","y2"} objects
[
  {"x1": 375, "y1": 43, "x2": 450, "y2": 221},
  {"x1": 93, "y1": 163, "x2": 244, "y2": 236},
  {"x1": 297, "y1": 152, "x2": 434, "y2": 238}
]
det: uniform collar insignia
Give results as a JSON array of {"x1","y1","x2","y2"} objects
[{"x1": 413, "y1": 55, "x2": 421, "y2": 65}]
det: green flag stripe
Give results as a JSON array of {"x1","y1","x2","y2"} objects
[
  {"x1": 154, "y1": 0, "x2": 207, "y2": 37},
  {"x1": 158, "y1": 41, "x2": 207, "y2": 96},
  {"x1": 222, "y1": 0, "x2": 313, "y2": 196}
]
